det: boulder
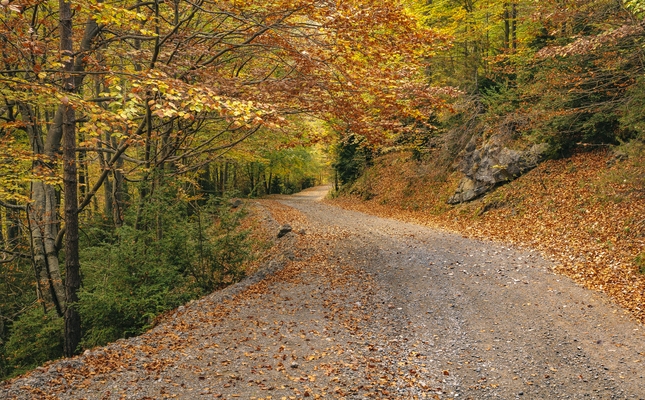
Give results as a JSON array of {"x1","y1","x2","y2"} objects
[{"x1": 448, "y1": 139, "x2": 549, "y2": 204}]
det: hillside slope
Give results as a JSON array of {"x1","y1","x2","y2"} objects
[{"x1": 330, "y1": 145, "x2": 645, "y2": 322}]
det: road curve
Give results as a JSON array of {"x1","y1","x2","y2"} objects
[{"x1": 277, "y1": 186, "x2": 645, "y2": 399}]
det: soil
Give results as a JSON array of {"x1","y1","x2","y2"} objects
[{"x1": 2, "y1": 186, "x2": 645, "y2": 399}]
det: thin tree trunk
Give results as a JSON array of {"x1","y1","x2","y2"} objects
[
  {"x1": 98, "y1": 134, "x2": 114, "y2": 221},
  {"x1": 112, "y1": 168, "x2": 125, "y2": 227},
  {"x1": 511, "y1": 3, "x2": 518, "y2": 52},
  {"x1": 223, "y1": 162, "x2": 229, "y2": 194},
  {"x1": 78, "y1": 133, "x2": 87, "y2": 201},
  {"x1": 60, "y1": 0, "x2": 81, "y2": 357},
  {"x1": 247, "y1": 163, "x2": 255, "y2": 195},
  {"x1": 111, "y1": 133, "x2": 126, "y2": 228},
  {"x1": 263, "y1": 170, "x2": 272, "y2": 195},
  {"x1": 6, "y1": 202, "x2": 20, "y2": 248},
  {"x1": 503, "y1": 4, "x2": 510, "y2": 51},
  {"x1": 0, "y1": 211, "x2": 4, "y2": 249},
  {"x1": 62, "y1": 102, "x2": 80, "y2": 356},
  {"x1": 135, "y1": 106, "x2": 153, "y2": 231}
]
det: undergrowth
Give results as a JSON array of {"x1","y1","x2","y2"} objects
[{"x1": 1, "y1": 191, "x2": 268, "y2": 380}]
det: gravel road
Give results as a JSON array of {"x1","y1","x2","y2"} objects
[{"x1": 3, "y1": 186, "x2": 644, "y2": 399}]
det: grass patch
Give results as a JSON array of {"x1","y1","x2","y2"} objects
[{"x1": 636, "y1": 253, "x2": 645, "y2": 275}]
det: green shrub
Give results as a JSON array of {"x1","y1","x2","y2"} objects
[
  {"x1": 635, "y1": 253, "x2": 645, "y2": 275},
  {"x1": 620, "y1": 78, "x2": 645, "y2": 142},
  {"x1": 78, "y1": 190, "x2": 251, "y2": 349},
  {"x1": 332, "y1": 134, "x2": 373, "y2": 188},
  {"x1": 3, "y1": 307, "x2": 63, "y2": 378}
]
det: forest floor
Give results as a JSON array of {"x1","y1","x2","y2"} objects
[{"x1": 3, "y1": 185, "x2": 645, "y2": 399}]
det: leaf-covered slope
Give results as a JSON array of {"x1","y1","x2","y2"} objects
[{"x1": 330, "y1": 146, "x2": 645, "y2": 322}]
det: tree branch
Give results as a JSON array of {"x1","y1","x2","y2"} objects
[{"x1": 0, "y1": 200, "x2": 26, "y2": 210}]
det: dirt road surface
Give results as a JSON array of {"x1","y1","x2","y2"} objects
[{"x1": 3, "y1": 186, "x2": 644, "y2": 399}]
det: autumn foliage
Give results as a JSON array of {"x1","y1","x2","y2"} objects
[
  {"x1": 0, "y1": 0, "x2": 444, "y2": 376},
  {"x1": 4, "y1": 0, "x2": 645, "y2": 380}
]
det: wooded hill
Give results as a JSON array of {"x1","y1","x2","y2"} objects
[{"x1": 331, "y1": 1, "x2": 645, "y2": 326}]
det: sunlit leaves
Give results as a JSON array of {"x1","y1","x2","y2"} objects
[
  {"x1": 89, "y1": 3, "x2": 150, "y2": 30},
  {"x1": 0, "y1": 136, "x2": 33, "y2": 202},
  {"x1": 0, "y1": 0, "x2": 446, "y2": 208},
  {"x1": 624, "y1": 0, "x2": 645, "y2": 18}
]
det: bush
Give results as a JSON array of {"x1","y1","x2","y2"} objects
[
  {"x1": 3, "y1": 307, "x2": 63, "y2": 378},
  {"x1": 78, "y1": 190, "x2": 251, "y2": 349}
]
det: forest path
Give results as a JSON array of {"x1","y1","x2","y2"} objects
[{"x1": 3, "y1": 186, "x2": 645, "y2": 399}]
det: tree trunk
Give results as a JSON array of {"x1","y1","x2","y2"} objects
[
  {"x1": 62, "y1": 101, "x2": 80, "y2": 356},
  {"x1": 511, "y1": 3, "x2": 518, "y2": 52},
  {"x1": 223, "y1": 162, "x2": 229, "y2": 194},
  {"x1": 503, "y1": 4, "x2": 510, "y2": 51},
  {"x1": 267, "y1": 171, "x2": 273, "y2": 195},
  {"x1": 246, "y1": 163, "x2": 253, "y2": 195},
  {"x1": 111, "y1": 133, "x2": 126, "y2": 228},
  {"x1": 60, "y1": 0, "x2": 81, "y2": 357},
  {"x1": 78, "y1": 133, "x2": 87, "y2": 201},
  {"x1": 112, "y1": 167, "x2": 126, "y2": 228},
  {"x1": 0, "y1": 212, "x2": 4, "y2": 249},
  {"x1": 6, "y1": 202, "x2": 20, "y2": 248},
  {"x1": 135, "y1": 104, "x2": 153, "y2": 231},
  {"x1": 263, "y1": 170, "x2": 272, "y2": 195},
  {"x1": 334, "y1": 170, "x2": 339, "y2": 191},
  {"x1": 97, "y1": 135, "x2": 114, "y2": 222},
  {"x1": 23, "y1": 104, "x2": 66, "y2": 316}
]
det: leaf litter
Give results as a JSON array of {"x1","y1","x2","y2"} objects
[
  {"x1": 4, "y1": 159, "x2": 645, "y2": 398},
  {"x1": 2, "y1": 199, "x2": 449, "y2": 399}
]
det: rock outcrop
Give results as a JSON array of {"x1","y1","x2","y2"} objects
[{"x1": 448, "y1": 138, "x2": 549, "y2": 204}]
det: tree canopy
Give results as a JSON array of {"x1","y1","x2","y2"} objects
[{"x1": 0, "y1": 0, "x2": 446, "y2": 375}]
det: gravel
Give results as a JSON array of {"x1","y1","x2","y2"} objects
[{"x1": 3, "y1": 186, "x2": 644, "y2": 399}]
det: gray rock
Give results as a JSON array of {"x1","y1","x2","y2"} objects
[
  {"x1": 229, "y1": 198, "x2": 243, "y2": 208},
  {"x1": 606, "y1": 151, "x2": 627, "y2": 167},
  {"x1": 448, "y1": 138, "x2": 549, "y2": 204},
  {"x1": 277, "y1": 224, "x2": 292, "y2": 238}
]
